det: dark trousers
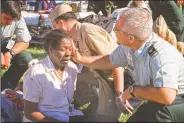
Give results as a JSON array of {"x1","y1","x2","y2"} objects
[
  {"x1": 70, "y1": 114, "x2": 119, "y2": 122},
  {"x1": 127, "y1": 99, "x2": 184, "y2": 122},
  {"x1": 1, "y1": 45, "x2": 33, "y2": 90}
]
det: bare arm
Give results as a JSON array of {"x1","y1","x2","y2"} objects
[
  {"x1": 72, "y1": 47, "x2": 116, "y2": 70},
  {"x1": 24, "y1": 100, "x2": 59, "y2": 122},
  {"x1": 3, "y1": 42, "x2": 29, "y2": 68},
  {"x1": 80, "y1": 54, "x2": 116, "y2": 70},
  {"x1": 134, "y1": 86, "x2": 177, "y2": 104},
  {"x1": 113, "y1": 67, "x2": 124, "y2": 92},
  {"x1": 123, "y1": 86, "x2": 177, "y2": 105},
  {"x1": 11, "y1": 41, "x2": 29, "y2": 55},
  {"x1": 1, "y1": 52, "x2": 5, "y2": 67}
]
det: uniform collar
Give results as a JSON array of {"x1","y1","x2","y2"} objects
[
  {"x1": 134, "y1": 34, "x2": 153, "y2": 60},
  {"x1": 70, "y1": 21, "x2": 82, "y2": 42}
]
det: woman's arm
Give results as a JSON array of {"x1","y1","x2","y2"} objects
[{"x1": 24, "y1": 100, "x2": 60, "y2": 122}]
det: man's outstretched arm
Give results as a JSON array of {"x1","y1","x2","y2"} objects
[{"x1": 72, "y1": 47, "x2": 116, "y2": 70}]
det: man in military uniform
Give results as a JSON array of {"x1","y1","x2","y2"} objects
[
  {"x1": 1, "y1": 1, "x2": 33, "y2": 90},
  {"x1": 149, "y1": 0, "x2": 184, "y2": 42},
  {"x1": 72, "y1": 8, "x2": 184, "y2": 122}
]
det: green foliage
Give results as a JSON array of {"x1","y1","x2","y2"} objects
[
  {"x1": 119, "y1": 113, "x2": 131, "y2": 122},
  {"x1": 105, "y1": 1, "x2": 117, "y2": 12}
]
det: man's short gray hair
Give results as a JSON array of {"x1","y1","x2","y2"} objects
[{"x1": 120, "y1": 8, "x2": 153, "y2": 41}]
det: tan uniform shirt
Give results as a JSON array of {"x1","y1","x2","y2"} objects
[
  {"x1": 72, "y1": 22, "x2": 118, "y2": 56},
  {"x1": 71, "y1": 22, "x2": 119, "y2": 117}
]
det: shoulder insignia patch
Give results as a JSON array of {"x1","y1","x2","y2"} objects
[{"x1": 148, "y1": 45, "x2": 158, "y2": 56}]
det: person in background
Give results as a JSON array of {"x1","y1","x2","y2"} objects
[
  {"x1": 34, "y1": 0, "x2": 56, "y2": 14},
  {"x1": 26, "y1": 0, "x2": 36, "y2": 10},
  {"x1": 48, "y1": 4, "x2": 127, "y2": 121},
  {"x1": 87, "y1": 0, "x2": 131, "y2": 17},
  {"x1": 149, "y1": 0, "x2": 184, "y2": 43},
  {"x1": 72, "y1": 8, "x2": 184, "y2": 122},
  {"x1": 1, "y1": 1, "x2": 33, "y2": 90}
]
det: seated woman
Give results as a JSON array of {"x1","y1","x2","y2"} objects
[
  {"x1": 23, "y1": 29, "x2": 79, "y2": 122},
  {"x1": 23, "y1": 29, "x2": 118, "y2": 122}
]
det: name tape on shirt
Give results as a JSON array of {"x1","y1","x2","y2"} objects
[{"x1": 148, "y1": 45, "x2": 158, "y2": 56}]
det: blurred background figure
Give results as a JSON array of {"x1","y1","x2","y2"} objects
[
  {"x1": 149, "y1": 0, "x2": 184, "y2": 43},
  {"x1": 87, "y1": 0, "x2": 130, "y2": 17},
  {"x1": 1, "y1": 0, "x2": 33, "y2": 90}
]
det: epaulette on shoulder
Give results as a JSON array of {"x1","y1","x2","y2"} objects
[{"x1": 148, "y1": 45, "x2": 158, "y2": 56}]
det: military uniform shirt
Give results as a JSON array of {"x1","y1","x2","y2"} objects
[{"x1": 109, "y1": 33, "x2": 184, "y2": 95}]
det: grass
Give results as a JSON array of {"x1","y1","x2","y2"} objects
[
  {"x1": 26, "y1": 45, "x2": 46, "y2": 60},
  {"x1": 119, "y1": 113, "x2": 131, "y2": 122},
  {"x1": 1, "y1": 45, "x2": 46, "y2": 81}
]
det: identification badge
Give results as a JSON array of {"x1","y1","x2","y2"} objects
[
  {"x1": 69, "y1": 104, "x2": 75, "y2": 116},
  {"x1": 6, "y1": 39, "x2": 15, "y2": 49}
]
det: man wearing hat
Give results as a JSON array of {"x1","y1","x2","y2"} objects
[{"x1": 48, "y1": 4, "x2": 128, "y2": 121}]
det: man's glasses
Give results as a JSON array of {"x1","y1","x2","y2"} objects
[{"x1": 113, "y1": 26, "x2": 142, "y2": 41}]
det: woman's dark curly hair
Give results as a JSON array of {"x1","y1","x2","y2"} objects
[{"x1": 43, "y1": 29, "x2": 72, "y2": 53}]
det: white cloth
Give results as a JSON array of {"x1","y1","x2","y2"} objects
[
  {"x1": 23, "y1": 56, "x2": 78, "y2": 122},
  {"x1": 21, "y1": 11, "x2": 40, "y2": 26}
]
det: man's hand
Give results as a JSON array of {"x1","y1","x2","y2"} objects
[
  {"x1": 116, "y1": 96, "x2": 133, "y2": 114},
  {"x1": 3, "y1": 52, "x2": 12, "y2": 69},
  {"x1": 1, "y1": 52, "x2": 5, "y2": 68},
  {"x1": 71, "y1": 41, "x2": 82, "y2": 63},
  {"x1": 122, "y1": 87, "x2": 133, "y2": 102}
]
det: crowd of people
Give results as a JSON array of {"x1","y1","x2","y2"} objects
[{"x1": 1, "y1": 0, "x2": 184, "y2": 122}]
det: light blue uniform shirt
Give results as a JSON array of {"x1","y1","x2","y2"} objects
[{"x1": 110, "y1": 33, "x2": 184, "y2": 95}]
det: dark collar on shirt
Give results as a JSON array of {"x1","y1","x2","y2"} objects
[{"x1": 134, "y1": 34, "x2": 153, "y2": 60}]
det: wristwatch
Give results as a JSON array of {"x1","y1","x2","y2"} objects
[
  {"x1": 9, "y1": 49, "x2": 16, "y2": 58},
  {"x1": 115, "y1": 91, "x2": 123, "y2": 97},
  {"x1": 129, "y1": 85, "x2": 135, "y2": 97}
]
